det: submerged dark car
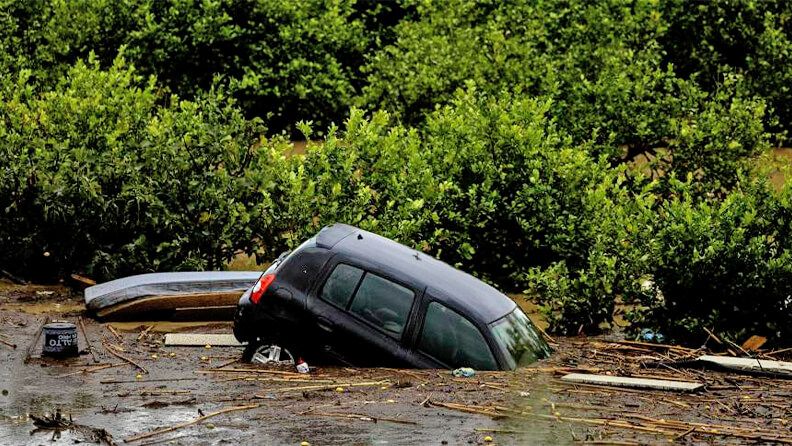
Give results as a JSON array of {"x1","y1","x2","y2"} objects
[{"x1": 234, "y1": 224, "x2": 551, "y2": 370}]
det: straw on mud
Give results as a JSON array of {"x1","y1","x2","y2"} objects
[
  {"x1": 102, "y1": 341, "x2": 149, "y2": 374},
  {"x1": 24, "y1": 316, "x2": 48, "y2": 363},
  {"x1": 106, "y1": 325, "x2": 123, "y2": 342},
  {"x1": 58, "y1": 362, "x2": 127, "y2": 377},
  {"x1": 78, "y1": 316, "x2": 99, "y2": 363},
  {"x1": 101, "y1": 377, "x2": 196, "y2": 384},
  {"x1": 429, "y1": 400, "x2": 792, "y2": 444},
  {"x1": 213, "y1": 357, "x2": 240, "y2": 369},
  {"x1": 124, "y1": 403, "x2": 260, "y2": 443},
  {"x1": 138, "y1": 390, "x2": 191, "y2": 396},
  {"x1": 304, "y1": 411, "x2": 418, "y2": 425},
  {"x1": 198, "y1": 367, "x2": 304, "y2": 377},
  {"x1": 255, "y1": 380, "x2": 390, "y2": 396},
  {"x1": 222, "y1": 376, "x2": 334, "y2": 384}
]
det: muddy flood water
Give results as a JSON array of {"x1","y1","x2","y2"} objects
[{"x1": 1, "y1": 283, "x2": 791, "y2": 445}]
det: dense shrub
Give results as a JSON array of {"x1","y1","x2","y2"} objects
[
  {"x1": 662, "y1": 77, "x2": 769, "y2": 194},
  {"x1": 419, "y1": 90, "x2": 609, "y2": 284},
  {"x1": 632, "y1": 177, "x2": 792, "y2": 343},
  {"x1": 361, "y1": 0, "x2": 786, "y2": 158},
  {"x1": 241, "y1": 109, "x2": 438, "y2": 258},
  {"x1": 0, "y1": 0, "x2": 373, "y2": 135},
  {"x1": 660, "y1": 0, "x2": 792, "y2": 138},
  {"x1": 0, "y1": 55, "x2": 264, "y2": 280}
]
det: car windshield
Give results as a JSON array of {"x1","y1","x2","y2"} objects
[{"x1": 490, "y1": 307, "x2": 551, "y2": 369}]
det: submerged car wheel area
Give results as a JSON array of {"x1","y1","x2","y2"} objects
[{"x1": 234, "y1": 224, "x2": 551, "y2": 371}]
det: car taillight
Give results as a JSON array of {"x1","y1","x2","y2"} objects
[{"x1": 250, "y1": 274, "x2": 275, "y2": 304}]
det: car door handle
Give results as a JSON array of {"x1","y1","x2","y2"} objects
[{"x1": 317, "y1": 317, "x2": 335, "y2": 333}]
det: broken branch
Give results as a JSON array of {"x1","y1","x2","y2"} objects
[
  {"x1": 124, "y1": 404, "x2": 259, "y2": 443},
  {"x1": 102, "y1": 341, "x2": 148, "y2": 374}
]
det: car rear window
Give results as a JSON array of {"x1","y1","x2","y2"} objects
[
  {"x1": 348, "y1": 273, "x2": 414, "y2": 337},
  {"x1": 321, "y1": 264, "x2": 364, "y2": 308},
  {"x1": 418, "y1": 302, "x2": 497, "y2": 370}
]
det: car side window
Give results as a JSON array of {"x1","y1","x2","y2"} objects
[
  {"x1": 418, "y1": 302, "x2": 497, "y2": 370},
  {"x1": 320, "y1": 264, "x2": 364, "y2": 309},
  {"x1": 348, "y1": 273, "x2": 414, "y2": 337}
]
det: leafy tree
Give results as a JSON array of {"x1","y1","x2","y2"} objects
[
  {"x1": 419, "y1": 89, "x2": 653, "y2": 333},
  {"x1": 0, "y1": 55, "x2": 265, "y2": 280},
  {"x1": 633, "y1": 175, "x2": 792, "y2": 343},
  {"x1": 361, "y1": 0, "x2": 781, "y2": 171},
  {"x1": 0, "y1": 0, "x2": 372, "y2": 135},
  {"x1": 660, "y1": 0, "x2": 792, "y2": 138},
  {"x1": 243, "y1": 109, "x2": 438, "y2": 258}
]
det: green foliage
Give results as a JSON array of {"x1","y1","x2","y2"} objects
[
  {"x1": 663, "y1": 76, "x2": 769, "y2": 194},
  {"x1": 659, "y1": 0, "x2": 792, "y2": 137},
  {"x1": 0, "y1": 0, "x2": 372, "y2": 135},
  {"x1": 418, "y1": 89, "x2": 604, "y2": 283},
  {"x1": 361, "y1": 0, "x2": 673, "y2": 148},
  {"x1": 522, "y1": 180, "x2": 657, "y2": 335},
  {"x1": 361, "y1": 0, "x2": 786, "y2": 160},
  {"x1": 243, "y1": 108, "x2": 438, "y2": 256},
  {"x1": 0, "y1": 55, "x2": 264, "y2": 280},
  {"x1": 632, "y1": 177, "x2": 792, "y2": 342}
]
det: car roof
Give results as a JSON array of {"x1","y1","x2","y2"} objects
[{"x1": 319, "y1": 224, "x2": 517, "y2": 324}]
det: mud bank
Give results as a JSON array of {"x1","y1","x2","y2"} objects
[{"x1": 1, "y1": 283, "x2": 790, "y2": 445}]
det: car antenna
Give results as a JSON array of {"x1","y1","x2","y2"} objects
[
  {"x1": 357, "y1": 233, "x2": 363, "y2": 240},
  {"x1": 413, "y1": 252, "x2": 421, "y2": 261}
]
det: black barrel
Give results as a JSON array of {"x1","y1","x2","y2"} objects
[{"x1": 42, "y1": 322, "x2": 78, "y2": 357}]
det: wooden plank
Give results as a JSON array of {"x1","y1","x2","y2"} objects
[
  {"x1": 70, "y1": 274, "x2": 96, "y2": 288},
  {"x1": 172, "y1": 305, "x2": 236, "y2": 321},
  {"x1": 697, "y1": 355, "x2": 792, "y2": 377},
  {"x1": 561, "y1": 373, "x2": 703, "y2": 392},
  {"x1": 164, "y1": 333, "x2": 244, "y2": 347},
  {"x1": 96, "y1": 292, "x2": 241, "y2": 319}
]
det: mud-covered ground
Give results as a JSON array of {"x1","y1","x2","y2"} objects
[{"x1": 1, "y1": 282, "x2": 791, "y2": 445}]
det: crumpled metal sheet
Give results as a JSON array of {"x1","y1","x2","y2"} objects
[{"x1": 84, "y1": 271, "x2": 262, "y2": 311}]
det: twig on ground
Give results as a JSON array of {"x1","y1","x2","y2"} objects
[
  {"x1": 198, "y1": 368, "x2": 305, "y2": 377},
  {"x1": 0, "y1": 269, "x2": 27, "y2": 284},
  {"x1": 102, "y1": 341, "x2": 148, "y2": 374},
  {"x1": 78, "y1": 316, "x2": 99, "y2": 363},
  {"x1": 137, "y1": 326, "x2": 153, "y2": 342},
  {"x1": 24, "y1": 317, "x2": 48, "y2": 363},
  {"x1": 304, "y1": 411, "x2": 417, "y2": 425},
  {"x1": 213, "y1": 358, "x2": 240, "y2": 369},
  {"x1": 58, "y1": 362, "x2": 127, "y2": 378},
  {"x1": 101, "y1": 377, "x2": 195, "y2": 384},
  {"x1": 106, "y1": 325, "x2": 123, "y2": 342},
  {"x1": 123, "y1": 404, "x2": 259, "y2": 443},
  {"x1": 0, "y1": 336, "x2": 16, "y2": 349},
  {"x1": 255, "y1": 381, "x2": 389, "y2": 396},
  {"x1": 702, "y1": 327, "x2": 723, "y2": 347}
]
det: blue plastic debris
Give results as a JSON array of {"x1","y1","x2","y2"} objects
[
  {"x1": 452, "y1": 367, "x2": 476, "y2": 378},
  {"x1": 640, "y1": 328, "x2": 665, "y2": 343}
]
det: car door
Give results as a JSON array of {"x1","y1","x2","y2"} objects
[
  {"x1": 411, "y1": 298, "x2": 500, "y2": 370},
  {"x1": 307, "y1": 260, "x2": 421, "y2": 366}
]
